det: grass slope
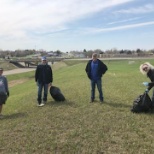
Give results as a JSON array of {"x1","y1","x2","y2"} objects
[
  {"x1": 0, "y1": 60, "x2": 154, "y2": 154},
  {"x1": 0, "y1": 62, "x2": 17, "y2": 71}
]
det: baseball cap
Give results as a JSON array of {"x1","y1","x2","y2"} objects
[
  {"x1": 41, "y1": 56, "x2": 47, "y2": 61},
  {"x1": 0, "y1": 68, "x2": 3, "y2": 71}
]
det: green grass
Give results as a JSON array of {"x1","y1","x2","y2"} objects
[
  {"x1": 0, "y1": 59, "x2": 154, "y2": 154},
  {"x1": 7, "y1": 71, "x2": 35, "y2": 81}
]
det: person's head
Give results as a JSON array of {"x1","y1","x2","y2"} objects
[
  {"x1": 41, "y1": 56, "x2": 47, "y2": 64},
  {"x1": 92, "y1": 53, "x2": 98, "y2": 61},
  {"x1": 0, "y1": 68, "x2": 3, "y2": 76},
  {"x1": 139, "y1": 62, "x2": 154, "y2": 74}
]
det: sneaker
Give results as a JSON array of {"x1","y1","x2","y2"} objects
[
  {"x1": 37, "y1": 103, "x2": 44, "y2": 107},
  {"x1": 89, "y1": 100, "x2": 94, "y2": 103},
  {"x1": 41, "y1": 103, "x2": 45, "y2": 106},
  {"x1": 100, "y1": 100, "x2": 103, "y2": 103}
]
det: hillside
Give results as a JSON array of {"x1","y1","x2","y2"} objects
[{"x1": 0, "y1": 60, "x2": 154, "y2": 154}]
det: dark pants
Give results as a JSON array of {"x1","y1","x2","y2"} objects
[
  {"x1": 91, "y1": 79, "x2": 103, "y2": 101},
  {"x1": 0, "y1": 92, "x2": 7, "y2": 105},
  {"x1": 151, "y1": 88, "x2": 154, "y2": 107},
  {"x1": 37, "y1": 83, "x2": 48, "y2": 104}
]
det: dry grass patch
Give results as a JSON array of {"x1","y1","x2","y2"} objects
[
  {"x1": 52, "y1": 61, "x2": 67, "y2": 71},
  {"x1": 9, "y1": 79, "x2": 29, "y2": 87}
]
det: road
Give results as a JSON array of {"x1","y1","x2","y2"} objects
[{"x1": 3, "y1": 57, "x2": 153, "y2": 75}]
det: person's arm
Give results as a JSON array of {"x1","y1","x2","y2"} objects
[
  {"x1": 85, "y1": 62, "x2": 89, "y2": 73},
  {"x1": 35, "y1": 66, "x2": 39, "y2": 82},
  {"x1": 4, "y1": 77, "x2": 9, "y2": 97},
  {"x1": 100, "y1": 61, "x2": 108, "y2": 75},
  {"x1": 46, "y1": 65, "x2": 53, "y2": 85},
  {"x1": 147, "y1": 82, "x2": 154, "y2": 90},
  {"x1": 50, "y1": 66, "x2": 53, "y2": 83},
  {"x1": 85, "y1": 61, "x2": 91, "y2": 79}
]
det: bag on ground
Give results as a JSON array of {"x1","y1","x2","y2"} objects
[
  {"x1": 49, "y1": 86, "x2": 65, "y2": 101},
  {"x1": 131, "y1": 92, "x2": 152, "y2": 113}
]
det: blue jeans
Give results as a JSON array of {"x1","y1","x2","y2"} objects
[
  {"x1": 37, "y1": 83, "x2": 49, "y2": 104},
  {"x1": 91, "y1": 79, "x2": 103, "y2": 101}
]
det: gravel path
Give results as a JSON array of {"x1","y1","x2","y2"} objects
[{"x1": 3, "y1": 68, "x2": 35, "y2": 75}]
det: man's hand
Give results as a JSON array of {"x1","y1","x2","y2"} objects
[
  {"x1": 7, "y1": 91, "x2": 9, "y2": 97},
  {"x1": 48, "y1": 83, "x2": 52, "y2": 87},
  {"x1": 142, "y1": 82, "x2": 149, "y2": 86},
  {"x1": 145, "y1": 89, "x2": 149, "y2": 93}
]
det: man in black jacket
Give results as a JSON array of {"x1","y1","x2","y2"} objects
[
  {"x1": 35, "y1": 56, "x2": 53, "y2": 106},
  {"x1": 85, "y1": 53, "x2": 107, "y2": 103}
]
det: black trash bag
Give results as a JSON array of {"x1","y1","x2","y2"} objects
[
  {"x1": 49, "y1": 86, "x2": 65, "y2": 102},
  {"x1": 131, "y1": 92, "x2": 152, "y2": 113}
]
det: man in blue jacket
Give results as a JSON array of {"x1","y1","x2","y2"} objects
[
  {"x1": 85, "y1": 53, "x2": 107, "y2": 103},
  {"x1": 35, "y1": 56, "x2": 53, "y2": 106}
]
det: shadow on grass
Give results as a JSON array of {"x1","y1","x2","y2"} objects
[
  {"x1": 104, "y1": 101, "x2": 154, "y2": 114},
  {"x1": 46, "y1": 99, "x2": 79, "y2": 108},
  {"x1": 2, "y1": 112, "x2": 28, "y2": 120},
  {"x1": 93, "y1": 100, "x2": 154, "y2": 116},
  {"x1": 104, "y1": 100, "x2": 131, "y2": 108}
]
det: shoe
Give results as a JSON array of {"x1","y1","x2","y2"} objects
[
  {"x1": 37, "y1": 103, "x2": 44, "y2": 107},
  {"x1": 40, "y1": 103, "x2": 45, "y2": 106},
  {"x1": 89, "y1": 100, "x2": 94, "y2": 103},
  {"x1": 100, "y1": 100, "x2": 103, "y2": 103}
]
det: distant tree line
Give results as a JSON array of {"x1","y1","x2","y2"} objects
[
  {"x1": 0, "y1": 48, "x2": 154, "y2": 58},
  {"x1": 0, "y1": 49, "x2": 36, "y2": 58},
  {"x1": 68, "y1": 48, "x2": 154, "y2": 58}
]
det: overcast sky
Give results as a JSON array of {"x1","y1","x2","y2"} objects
[{"x1": 0, "y1": 0, "x2": 154, "y2": 52}]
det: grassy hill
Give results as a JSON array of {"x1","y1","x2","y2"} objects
[
  {"x1": 0, "y1": 61, "x2": 17, "y2": 70},
  {"x1": 0, "y1": 59, "x2": 154, "y2": 154}
]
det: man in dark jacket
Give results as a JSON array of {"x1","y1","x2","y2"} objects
[
  {"x1": 35, "y1": 56, "x2": 53, "y2": 106},
  {"x1": 85, "y1": 53, "x2": 107, "y2": 103}
]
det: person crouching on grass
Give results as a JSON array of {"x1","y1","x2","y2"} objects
[
  {"x1": 35, "y1": 56, "x2": 53, "y2": 107},
  {"x1": 0, "y1": 68, "x2": 9, "y2": 118},
  {"x1": 140, "y1": 62, "x2": 154, "y2": 108},
  {"x1": 85, "y1": 53, "x2": 108, "y2": 103}
]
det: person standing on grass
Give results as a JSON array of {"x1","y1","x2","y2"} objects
[
  {"x1": 85, "y1": 53, "x2": 108, "y2": 103},
  {"x1": 0, "y1": 68, "x2": 9, "y2": 118},
  {"x1": 35, "y1": 56, "x2": 53, "y2": 107},
  {"x1": 140, "y1": 62, "x2": 154, "y2": 108}
]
